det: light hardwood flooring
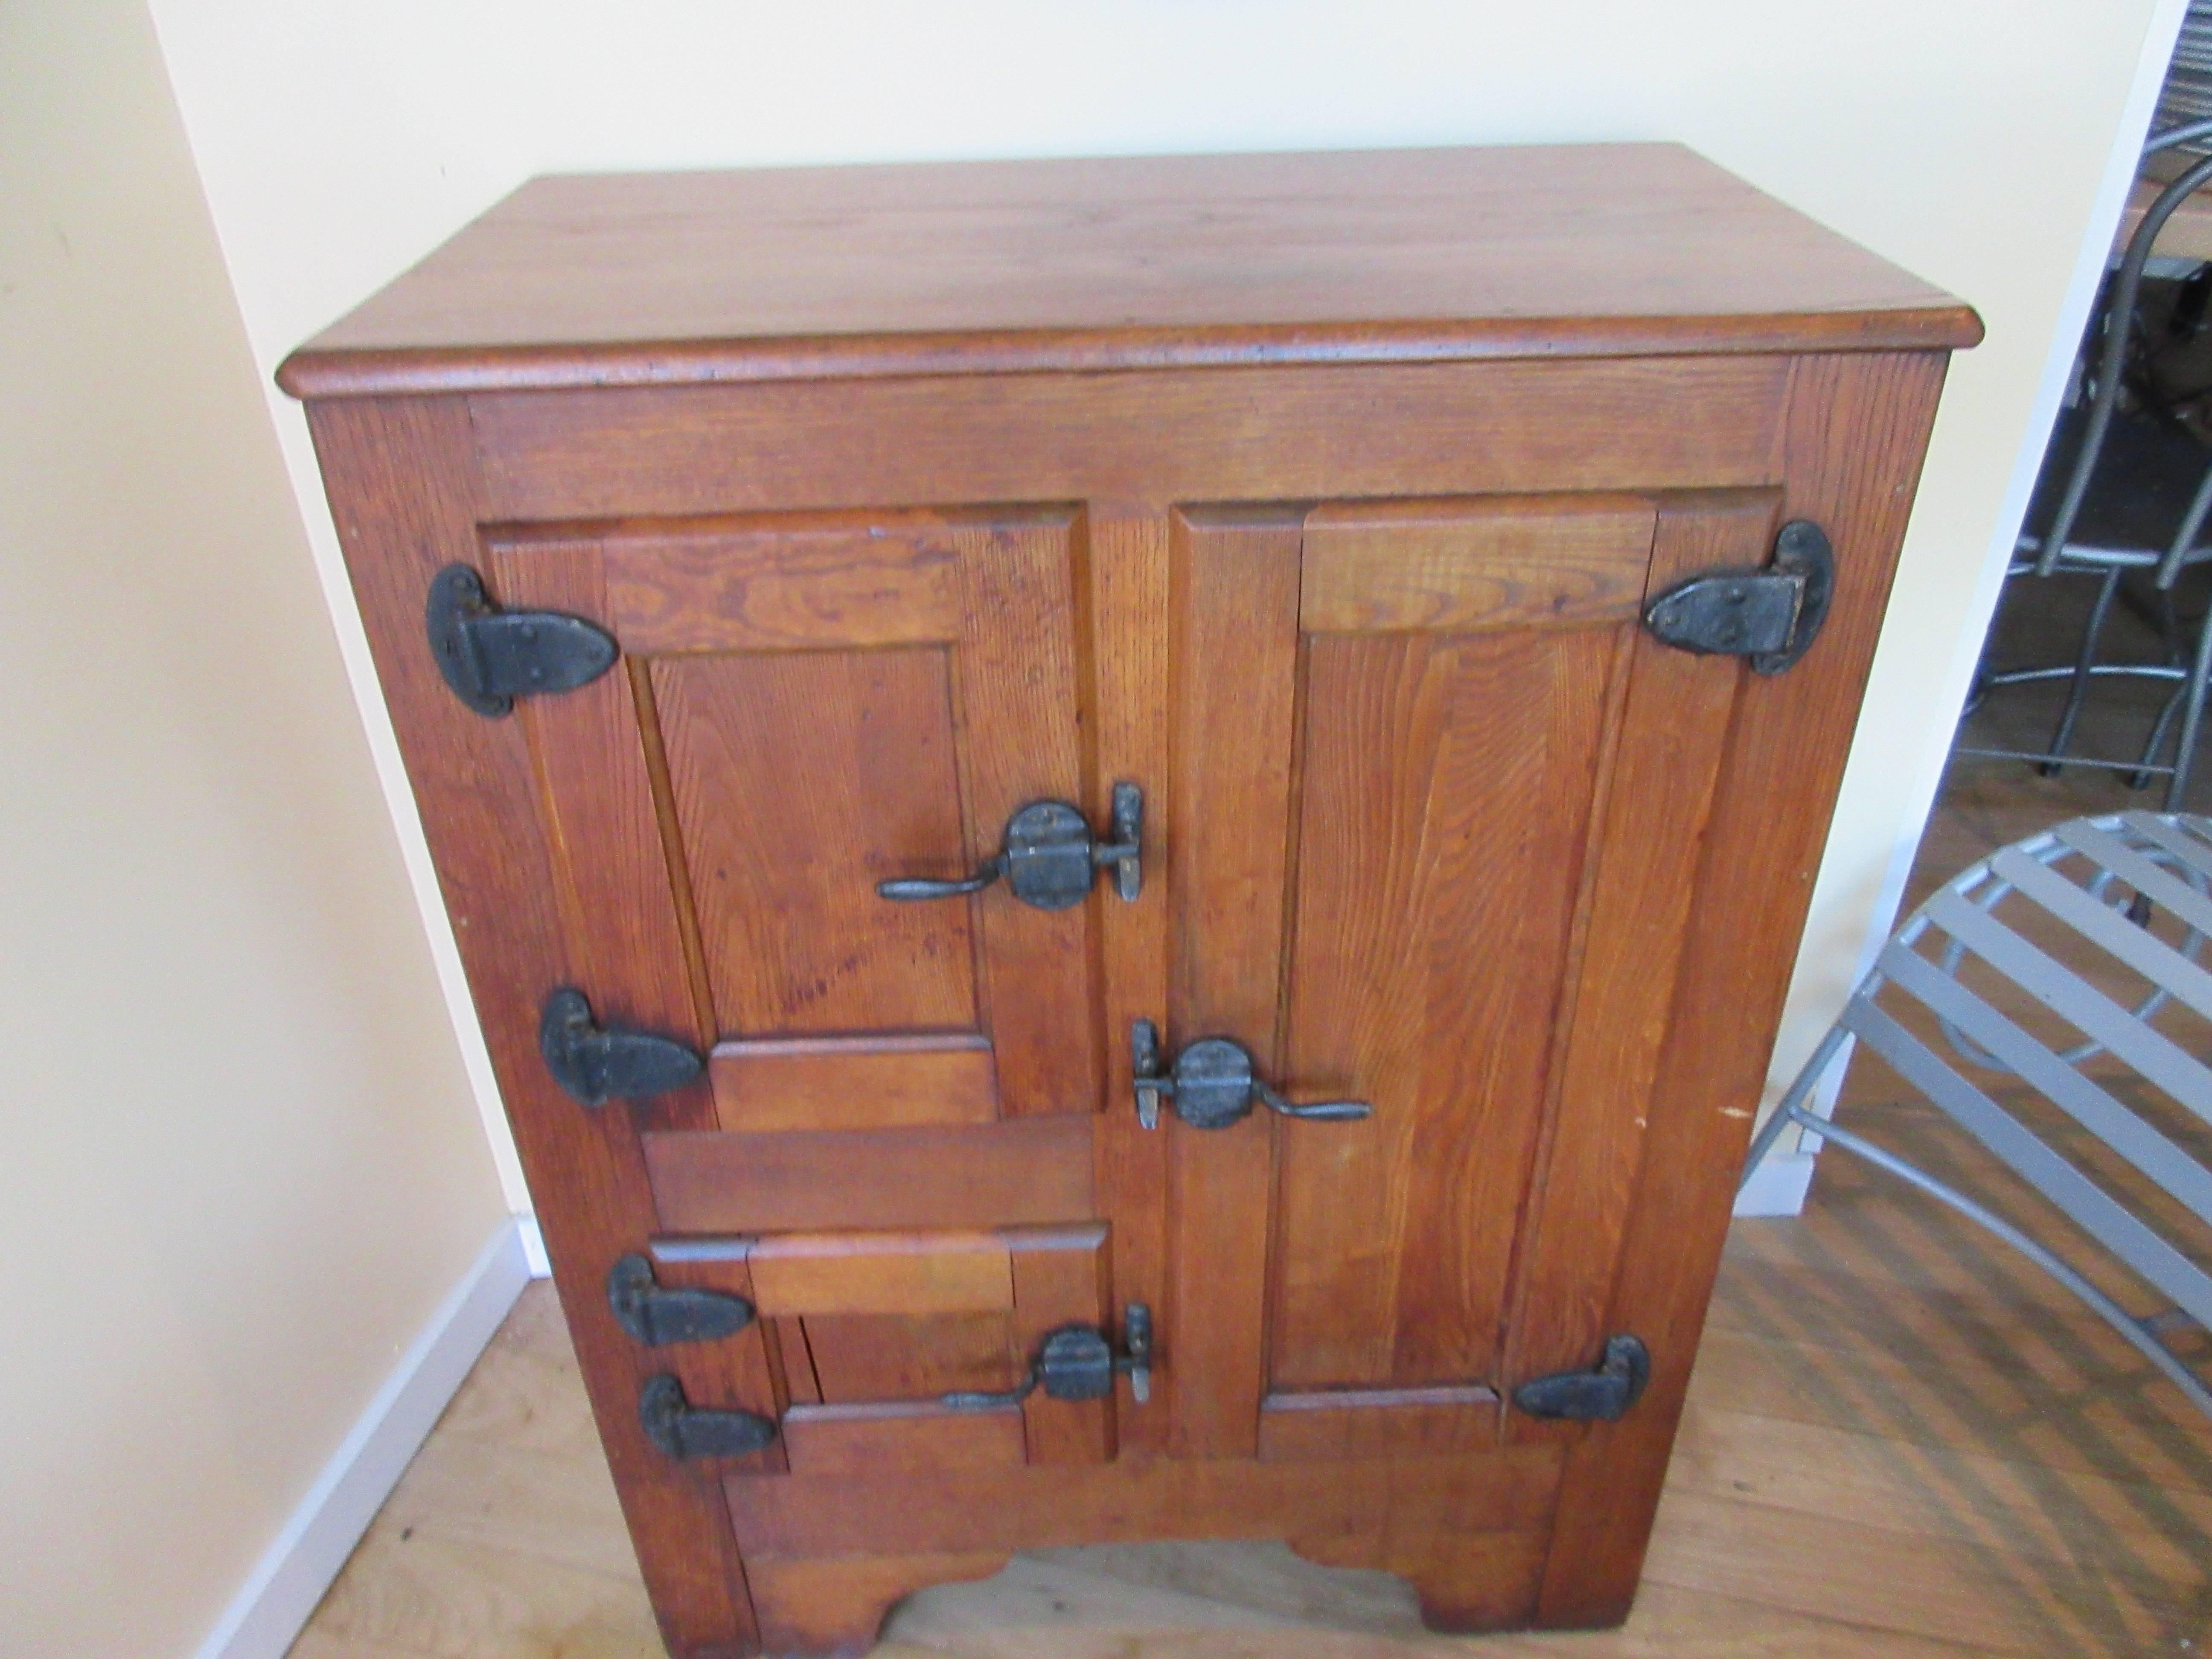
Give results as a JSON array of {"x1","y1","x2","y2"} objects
[{"x1": 289, "y1": 573, "x2": 2212, "y2": 1659}]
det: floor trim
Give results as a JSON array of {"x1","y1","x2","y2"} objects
[
  {"x1": 1733, "y1": 1150, "x2": 1816, "y2": 1218},
  {"x1": 518, "y1": 1209, "x2": 550, "y2": 1278},
  {"x1": 193, "y1": 1216, "x2": 536, "y2": 1659}
]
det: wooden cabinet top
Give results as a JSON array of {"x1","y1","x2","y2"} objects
[{"x1": 279, "y1": 143, "x2": 1979, "y2": 400}]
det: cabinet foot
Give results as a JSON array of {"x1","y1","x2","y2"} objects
[
  {"x1": 746, "y1": 1551, "x2": 1010, "y2": 1656},
  {"x1": 1289, "y1": 1528, "x2": 1548, "y2": 1633}
]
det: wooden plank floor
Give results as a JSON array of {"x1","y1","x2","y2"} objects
[{"x1": 290, "y1": 575, "x2": 2212, "y2": 1659}]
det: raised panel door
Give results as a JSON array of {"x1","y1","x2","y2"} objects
[
  {"x1": 1164, "y1": 490, "x2": 1773, "y2": 1464},
  {"x1": 483, "y1": 505, "x2": 1104, "y2": 1136},
  {"x1": 479, "y1": 504, "x2": 1124, "y2": 1503}
]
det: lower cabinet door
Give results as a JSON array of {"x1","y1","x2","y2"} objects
[{"x1": 649, "y1": 1224, "x2": 1118, "y2": 1472}]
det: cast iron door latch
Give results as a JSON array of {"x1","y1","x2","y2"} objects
[
  {"x1": 1129, "y1": 1020, "x2": 1370, "y2": 1130},
  {"x1": 639, "y1": 1309, "x2": 1153, "y2": 1459},
  {"x1": 1513, "y1": 1334, "x2": 1653, "y2": 1422},
  {"x1": 878, "y1": 783, "x2": 1143, "y2": 911},
  {"x1": 942, "y1": 1306, "x2": 1153, "y2": 1409},
  {"x1": 425, "y1": 563, "x2": 618, "y2": 717},
  {"x1": 1642, "y1": 520, "x2": 1834, "y2": 675}
]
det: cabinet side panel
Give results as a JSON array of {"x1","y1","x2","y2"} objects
[
  {"x1": 1534, "y1": 353, "x2": 1953, "y2": 1624},
  {"x1": 303, "y1": 396, "x2": 758, "y2": 1659}
]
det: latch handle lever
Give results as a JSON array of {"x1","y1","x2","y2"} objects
[
  {"x1": 942, "y1": 1306, "x2": 1152, "y2": 1410},
  {"x1": 879, "y1": 786, "x2": 1143, "y2": 911}
]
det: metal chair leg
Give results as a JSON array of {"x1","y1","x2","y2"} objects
[
  {"x1": 2136, "y1": 577, "x2": 2188, "y2": 788},
  {"x1": 2165, "y1": 604, "x2": 2212, "y2": 807},
  {"x1": 2044, "y1": 566, "x2": 2125, "y2": 777},
  {"x1": 1801, "y1": 1112, "x2": 2212, "y2": 1417},
  {"x1": 2158, "y1": 584, "x2": 2186, "y2": 666},
  {"x1": 1737, "y1": 1025, "x2": 1854, "y2": 1193},
  {"x1": 2136, "y1": 682, "x2": 2186, "y2": 790}
]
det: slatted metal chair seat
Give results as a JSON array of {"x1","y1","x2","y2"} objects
[{"x1": 1741, "y1": 811, "x2": 2212, "y2": 1416}]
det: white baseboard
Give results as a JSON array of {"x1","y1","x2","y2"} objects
[
  {"x1": 194, "y1": 1215, "x2": 535, "y2": 1659},
  {"x1": 518, "y1": 1210, "x2": 550, "y2": 1278},
  {"x1": 1733, "y1": 1151, "x2": 1816, "y2": 1218}
]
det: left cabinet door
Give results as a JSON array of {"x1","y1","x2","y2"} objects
[{"x1": 484, "y1": 505, "x2": 1102, "y2": 1133}]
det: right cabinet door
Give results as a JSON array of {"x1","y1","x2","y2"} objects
[{"x1": 1162, "y1": 488, "x2": 1778, "y2": 1459}]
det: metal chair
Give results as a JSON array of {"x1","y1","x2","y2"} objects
[
  {"x1": 1963, "y1": 122, "x2": 2212, "y2": 806},
  {"x1": 1740, "y1": 812, "x2": 2212, "y2": 1418}
]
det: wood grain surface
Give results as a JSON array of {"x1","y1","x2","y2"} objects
[
  {"x1": 745, "y1": 1232, "x2": 1014, "y2": 1320},
  {"x1": 1534, "y1": 354, "x2": 1953, "y2": 1625},
  {"x1": 643, "y1": 1118, "x2": 1096, "y2": 1236},
  {"x1": 1299, "y1": 493, "x2": 1655, "y2": 634},
  {"x1": 294, "y1": 1008, "x2": 2212, "y2": 1659},
  {"x1": 303, "y1": 399, "x2": 759, "y2": 1658},
  {"x1": 470, "y1": 357, "x2": 1793, "y2": 523},
  {"x1": 722, "y1": 1446, "x2": 1562, "y2": 1559},
  {"x1": 1272, "y1": 614, "x2": 1625, "y2": 1391},
  {"x1": 1256, "y1": 1384, "x2": 1502, "y2": 1463},
  {"x1": 287, "y1": 143, "x2": 1973, "y2": 1658},
  {"x1": 279, "y1": 144, "x2": 1979, "y2": 397},
  {"x1": 1501, "y1": 492, "x2": 1776, "y2": 1405},
  {"x1": 776, "y1": 1401, "x2": 1027, "y2": 1477},
  {"x1": 707, "y1": 1033, "x2": 999, "y2": 1133},
  {"x1": 652, "y1": 646, "x2": 979, "y2": 1037},
  {"x1": 1161, "y1": 507, "x2": 1305, "y2": 1461}
]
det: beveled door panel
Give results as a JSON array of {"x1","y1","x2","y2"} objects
[
  {"x1": 1270, "y1": 621, "x2": 1623, "y2": 1391},
  {"x1": 486, "y1": 506, "x2": 1101, "y2": 1136},
  {"x1": 651, "y1": 646, "x2": 979, "y2": 1037}
]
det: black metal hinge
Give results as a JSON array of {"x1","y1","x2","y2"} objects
[
  {"x1": 425, "y1": 563, "x2": 618, "y2": 717},
  {"x1": 1642, "y1": 520, "x2": 1834, "y2": 675},
  {"x1": 608, "y1": 1254, "x2": 754, "y2": 1347},
  {"x1": 539, "y1": 989, "x2": 703, "y2": 1109},
  {"x1": 637, "y1": 1374, "x2": 779, "y2": 1460},
  {"x1": 1513, "y1": 1333, "x2": 1652, "y2": 1423}
]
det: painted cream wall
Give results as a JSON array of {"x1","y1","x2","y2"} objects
[
  {"x1": 0, "y1": 0, "x2": 510, "y2": 1653},
  {"x1": 143, "y1": 0, "x2": 2179, "y2": 1208}
]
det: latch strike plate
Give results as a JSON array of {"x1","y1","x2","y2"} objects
[
  {"x1": 607, "y1": 1253, "x2": 754, "y2": 1347},
  {"x1": 1642, "y1": 520, "x2": 1834, "y2": 675},
  {"x1": 425, "y1": 563, "x2": 618, "y2": 716},
  {"x1": 1513, "y1": 1333, "x2": 1652, "y2": 1422},
  {"x1": 539, "y1": 988, "x2": 703, "y2": 1109}
]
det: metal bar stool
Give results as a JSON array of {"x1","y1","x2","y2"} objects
[
  {"x1": 1740, "y1": 812, "x2": 2212, "y2": 1417},
  {"x1": 1962, "y1": 121, "x2": 2212, "y2": 806}
]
